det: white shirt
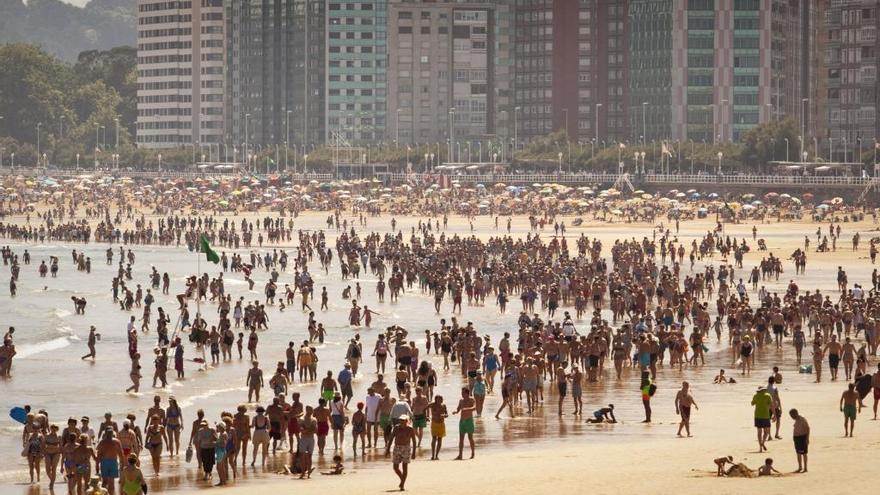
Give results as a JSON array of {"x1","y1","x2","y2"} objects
[{"x1": 364, "y1": 395, "x2": 381, "y2": 422}]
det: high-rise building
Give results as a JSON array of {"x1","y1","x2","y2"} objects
[
  {"x1": 823, "y1": 0, "x2": 878, "y2": 162},
  {"x1": 225, "y1": 0, "x2": 325, "y2": 151},
  {"x1": 669, "y1": 0, "x2": 820, "y2": 143},
  {"x1": 629, "y1": 0, "x2": 672, "y2": 142},
  {"x1": 386, "y1": 0, "x2": 512, "y2": 147},
  {"x1": 136, "y1": 0, "x2": 225, "y2": 149},
  {"x1": 326, "y1": 1, "x2": 388, "y2": 144},
  {"x1": 514, "y1": 0, "x2": 629, "y2": 146}
]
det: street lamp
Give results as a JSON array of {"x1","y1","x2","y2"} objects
[
  {"x1": 430, "y1": 153, "x2": 435, "y2": 172},
  {"x1": 424, "y1": 153, "x2": 429, "y2": 172},
  {"x1": 641, "y1": 102, "x2": 648, "y2": 144},
  {"x1": 557, "y1": 152, "x2": 563, "y2": 173},
  {"x1": 784, "y1": 138, "x2": 790, "y2": 162},
  {"x1": 396, "y1": 108, "x2": 402, "y2": 146},
  {"x1": 244, "y1": 113, "x2": 251, "y2": 172},
  {"x1": 303, "y1": 154, "x2": 308, "y2": 173},
  {"x1": 639, "y1": 151, "x2": 646, "y2": 175},
  {"x1": 717, "y1": 151, "x2": 723, "y2": 175},
  {"x1": 10, "y1": 152, "x2": 14, "y2": 171},
  {"x1": 59, "y1": 115, "x2": 65, "y2": 140},
  {"x1": 114, "y1": 117, "x2": 119, "y2": 149},
  {"x1": 75, "y1": 153, "x2": 79, "y2": 170},
  {"x1": 595, "y1": 103, "x2": 602, "y2": 145},
  {"x1": 285, "y1": 110, "x2": 292, "y2": 170},
  {"x1": 448, "y1": 109, "x2": 455, "y2": 161},
  {"x1": 157, "y1": 153, "x2": 162, "y2": 173},
  {"x1": 513, "y1": 106, "x2": 520, "y2": 160},
  {"x1": 36, "y1": 122, "x2": 42, "y2": 166}
]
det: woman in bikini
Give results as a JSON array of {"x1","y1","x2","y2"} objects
[
  {"x1": 145, "y1": 415, "x2": 167, "y2": 476},
  {"x1": 43, "y1": 424, "x2": 61, "y2": 490},
  {"x1": 165, "y1": 398, "x2": 183, "y2": 457},
  {"x1": 25, "y1": 429, "x2": 44, "y2": 484}
]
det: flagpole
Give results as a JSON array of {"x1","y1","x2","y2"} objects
[{"x1": 197, "y1": 233, "x2": 205, "y2": 371}]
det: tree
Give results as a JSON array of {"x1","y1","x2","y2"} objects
[{"x1": 740, "y1": 118, "x2": 799, "y2": 170}]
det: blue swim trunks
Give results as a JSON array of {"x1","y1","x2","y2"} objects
[{"x1": 100, "y1": 458, "x2": 119, "y2": 479}]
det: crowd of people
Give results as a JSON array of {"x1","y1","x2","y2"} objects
[{"x1": 2, "y1": 177, "x2": 880, "y2": 493}]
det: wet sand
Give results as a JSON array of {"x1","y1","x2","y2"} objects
[{"x1": 1, "y1": 207, "x2": 878, "y2": 494}]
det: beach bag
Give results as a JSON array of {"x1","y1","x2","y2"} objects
[
  {"x1": 701, "y1": 344, "x2": 709, "y2": 352},
  {"x1": 648, "y1": 383, "x2": 657, "y2": 397},
  {"x1": 799, "y1": 364, "x2": 813, "y2": 374},
  {"x1": 185, "y1": 444, "x2": 194, "y2": 463}
]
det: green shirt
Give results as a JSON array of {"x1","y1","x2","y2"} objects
[{"x1": 751, "y1": 391, "x2": 772, "y2": 419}]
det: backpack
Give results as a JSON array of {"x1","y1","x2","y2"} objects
[{"x1": 648, "y1": 383, "x2": 657, "y2": 397}]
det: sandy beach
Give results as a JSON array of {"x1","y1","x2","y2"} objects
[{"x1": 1, "y1": 192, "x2": 879, "y2": 494}]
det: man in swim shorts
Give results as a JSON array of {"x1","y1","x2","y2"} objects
[{"x1": 96, "y1": 429, "x2": 124, "y2": 495}]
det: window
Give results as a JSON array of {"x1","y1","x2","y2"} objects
[
  {"x1": 421, "y1": 26, "x2": 430, "y2": 34},
  {"x1": 398, "y1": 11, "x2": 412, "y2": 19},
  {"x1": 399, "y1": 26, "x2": 412, "y2": 34}
]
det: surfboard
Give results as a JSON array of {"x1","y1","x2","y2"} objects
[{"x1": 9, "y1": 407, "x2": 27, "y2": 424}]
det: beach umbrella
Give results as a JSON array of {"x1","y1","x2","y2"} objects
[
  {"x1": 802, "y1": 193, "x2": 814, "y2": 201},
  {"x1": 707, "y1": 193, "x2": 719, "y2": 199},
  {"x1": 816, "y1": 204, "x2": 830, "y2": 210},
  {"x1": 831, "y1": 197, "x2": 844, "y2": 205}
]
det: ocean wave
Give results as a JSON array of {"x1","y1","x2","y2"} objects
[
  {"x1": 175, "y1": 386, "x2": 247, "y2": 409},
  {"x1": 15, "y1": 332, "x2": 79, "y2": 359}
]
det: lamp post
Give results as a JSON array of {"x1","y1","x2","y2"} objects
[
  {"x1": 477, "y1": 141, "x2": 482, "y2": 163},
  {"x1": 430, "y1": 153, "x2": 435, "y2": 172},
  {"x1": 10, "y1": 152, "x2": 14, "y2": 172},
  {"x1": 689, "y1": 140, "x2": 694, "y2": 174},
  {"x1": 557, "y1": 152, "x2": 563, "y2": 174},
  {"x1": 244, "y1": 113, "x2": 251, "y2": 172},
  {"x1": 75, "y1": 153, "x2": 79, "y2": 171},
  {"x1": 448, "y1": 109, "x2": 455, "y2": 162},
  {"x1": 286, "y1": 110, "x2": 292, "y2": 170},
  {"x1": 641, "y1": 102, "x2": 648, "y2": 144},
  {"x1": 639, "y1": 151, "x2": 646, "y2": 175},
  {"x1": 303, "y1": 154, "x2": 308, "y2": 174},
  {"x1": 717, "y1": 151, "x2": 723, "y2": 175},
  {"x1": 595, "y1": 103, "x2": 602, "y2": 145},
  {"x1": 157, "y1": 153, "x2": 162, "y2": 173},
  {"x1": 114, "y1": 117, "x2": 119, "y2": 149},
  {"x1": 396, "y1": 108, "x2": 402, "y2": 147},
  {"x1": 36, "y1": 122, "x2": 42, "y2": 166},
  {"x1": 842, "y1": 137, "x2": 847, "y2": 164},
  {"x1": 59, "y1": 115, "x2": 65, "y2": 140},
  {"x1": 784, "y1": 138, "x2": 789, "y2": 162},
  {"x1": 424, "y1": 153, "x2": 429, "y2": 172},
  {"x1": 513, "y1": 106, "x2": 520, "y2": 161}
]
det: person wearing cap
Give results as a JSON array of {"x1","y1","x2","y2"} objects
[
  {"x1": 81, "y1": 325, "x2": 99, "y2": 361},
  {"x1": 338, "y1": 363, "x2": 354, "y2": 408},
  {"x1": 85, "y1": 475, "x2": 108, "y2": 495},
  {"x1": 385, "y1": 414, "x2": 416, "y2": 490}
]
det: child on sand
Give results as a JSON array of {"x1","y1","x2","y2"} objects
[
  {"x1": 758, "y1": 458, "x2": 781, "y2": 476},
  {"x1": 321, "y1": 455, "x2": 344, "y2": 475}
]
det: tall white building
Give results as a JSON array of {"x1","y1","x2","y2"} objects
[{"x1": 136, "y1": 0, "x2": 225, "y2": 149}]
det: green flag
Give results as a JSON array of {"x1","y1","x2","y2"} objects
[
  {"x1": 723, "y1": 202, "x2": 735, "y2": 216},
  {"x1": 200, "y1": 234, "x2": 220, "y2": 264}
]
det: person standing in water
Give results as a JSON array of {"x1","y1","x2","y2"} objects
[{"x1": 81, "y1": 326, "x2": 100, "y2": 361}]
